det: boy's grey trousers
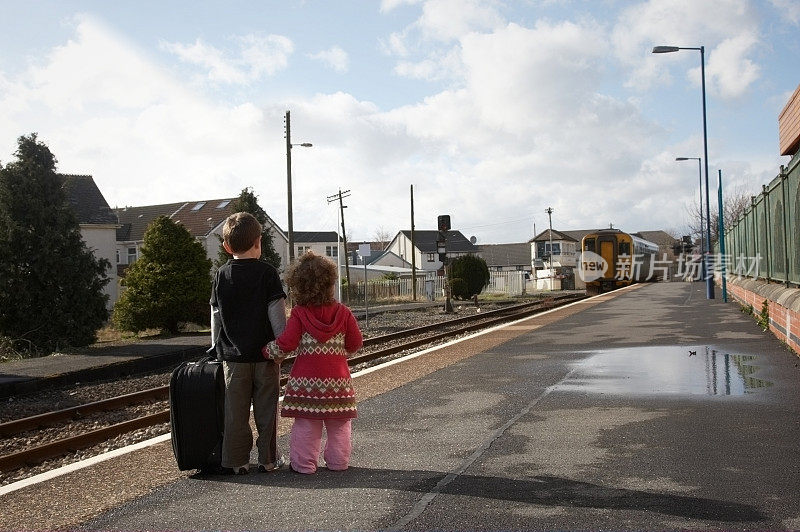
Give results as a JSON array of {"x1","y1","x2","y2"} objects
[{"x1": 221, "y1": 360, "x2": 280, "y2": 468}]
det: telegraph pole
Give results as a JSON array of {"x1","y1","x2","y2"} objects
[
  {"x1": 284, "y1": 111, "x2": 312, "y2": 264},
  {"x1": 285, "y1": 111, "x2": 294, "y2": 263},
  {"x1": 327, "y1": 189, "x2": 352, "y2": 302},
  {"x1": 410, "y1": 185, "x2": 417, "y2": 301}
]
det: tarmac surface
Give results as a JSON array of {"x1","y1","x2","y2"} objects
[{"x1": 4, "y1": 281, "x2": 800, "y2": 531}]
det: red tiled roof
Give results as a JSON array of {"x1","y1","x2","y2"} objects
[{"x1": 115, "y1": 199, "x2": 234, "y2": 241}]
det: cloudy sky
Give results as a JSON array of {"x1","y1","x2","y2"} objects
[{"x1": 1, "y1": 0, "x2": 798, "y2": 244}]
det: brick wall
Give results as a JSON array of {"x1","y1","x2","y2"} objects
[{"x1": 725, "y1": 278, "x2": 800, "y2": 356}]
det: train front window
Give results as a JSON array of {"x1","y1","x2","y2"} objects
[
  {"x1": 584, "y1": 239, "x2": 595, "y2": 252},
  {"x1": 619, "y1": 242, "x2": 631, "y2": 255}
]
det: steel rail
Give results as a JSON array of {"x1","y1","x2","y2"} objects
[
  {"x1": 0, "y1": 387, "x2": 169, "y2": 437},
  {"x1": 0, "y1": 411, "x2": 170, "y2": 472},
  {"x1": 0, "y1": 294, "x2": 584, "y2": 473}
]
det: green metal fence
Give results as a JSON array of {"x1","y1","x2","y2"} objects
[{"x1": 723, "y1": 152, "x2": 799, "y2": 286}]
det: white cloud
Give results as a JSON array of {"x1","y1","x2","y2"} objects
[
  {"x1": 380, "y1": 0, "x2": 423, "y2": 12},
  {"x1": 161, "y1": 33, "x2": 293, "y2": 84},
  {"x1": 0, "y1": 16, "x2": 279, "y2": 210},
  {"x1": 612, "y1": 0, "x2": 762, "y2": 99},
  {"x1": 416, "y1": 0, "x2": 505, "y2": 42},
  {"x1": 690, "y1": 34, "x2": 760, "y2": 99},
  {"x1": 308, "y1": 46, "x2": 349, "y2": 73},
  {"x1": 768, "y1": 0, "x2": 800, "y2": 25}
]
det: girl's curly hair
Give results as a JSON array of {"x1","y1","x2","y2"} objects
[{"x1": 285, "y1": 251, "x2": 338, "y2": 305}]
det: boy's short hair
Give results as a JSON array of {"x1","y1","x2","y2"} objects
[
  {"x1": 223, "y1": 212, "x2": 262, "y2": 253},
  {"x1": 285, "y1": 251, "x2": 338, "y2": 305}
]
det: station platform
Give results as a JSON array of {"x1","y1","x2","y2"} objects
[
  {"x1": 0, "y1": 334, "x2": 208, "y2": 398},
  {"x1": 3, "y1": 281, "x2": 800, "y2": 531}
]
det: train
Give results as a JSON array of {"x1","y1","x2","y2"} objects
[{"x1": 580, "y1": 229, "x2": 660, "y2": 294}]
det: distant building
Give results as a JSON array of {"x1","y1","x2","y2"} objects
[
  {"x1": 289, "y1": 231, "x2": 342, "y2": 262},
  {"x1": 478, "y1": 243, "x2": 532, "y2": 273},
  {"x1": 347, "y1": 241, "x2": 387, "y2": 265},
  {"x1": 383, "y1": 230, "x2": 479, "y2": 273},
  {"x1": 529, "y1": 229, "x2": 581, "y2": 270},
  {"x1": 115, "y1": 199, "x2": 289, "y2": 276},
  {"x1": 632, "y1": 230, "x2": 680, "y2": 262},
  {"x1": 62, "y1": 174, "x2": 120, "y2": 308}
]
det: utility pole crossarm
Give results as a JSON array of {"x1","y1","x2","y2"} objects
[{"x1": 327, "y1": 189, "x2": 352, "y2": 302}]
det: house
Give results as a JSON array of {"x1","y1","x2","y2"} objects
[
  {"x1": 381, "y1": 230, "x2": 479, "y2": 272},
  {"x1": 289, "y1": 231, "x2": 343, "y2": 261},
  {"x1": 347, "y1": 241, "x2": 388, "y2": 265},
  {"x1": 61, "y1": 175, "x2": 120, "y2": 308},
  {"x1": 478, "y1": 243, "x2": 532, "y2": 273},
  {"x1": 115, "y1": 199, "x2": 290, "y2": 275}
]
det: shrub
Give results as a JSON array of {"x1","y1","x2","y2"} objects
[
  {"x1": 114, "y1": 216, "x2": 211, "y2": 333},
  {"x1": 448, "y1": 254, "x2": 490, "y2": 300}
]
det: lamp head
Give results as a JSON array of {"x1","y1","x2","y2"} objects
[{"x1": 652, "y1": 46, "x2": 680, "y2": 53}]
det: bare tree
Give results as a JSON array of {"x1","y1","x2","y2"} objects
[
  {"x1": 373, "y1": 226, "x2": 392, "y2": 249},
  {"x1": 686, "y1": 184, "x2": 752, "y2": 247}
]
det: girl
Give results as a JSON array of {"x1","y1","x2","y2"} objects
[{"x1": 263, "y1": 251, "x2": 362, "y2": 474}]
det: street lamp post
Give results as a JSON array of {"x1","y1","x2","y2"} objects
[
  {"x1": 285, "y1": 110, "x2": 312, "y2": 264},
  {"x1": 676, "y1": 157, "x2": 705, "y2": 279},
  {"x1": 653, "y1": 45, "x2": 715, "y2": 299}
]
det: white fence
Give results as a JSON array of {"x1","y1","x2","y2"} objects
[{"x1": 348, "y1": 271, "x2": 529, "y2": 301}]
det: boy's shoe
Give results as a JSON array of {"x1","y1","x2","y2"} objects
[
  {"x1": 220, "y1": 464, "x2": 249, "y2": 475},
  {"x1": 258, "y1": 456, "x2": 287, "y2": 473}
]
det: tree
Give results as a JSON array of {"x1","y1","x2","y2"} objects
[
  {"x1": 686, "y1": 185, "x2": 752, "y2": 248},
  {"x1": 113, "y1": 216, "x2": 211, "y2": 333},
  {"x1": 215, "y1": 187, "x2": 281, "y2": 269},
  {"x1": 448, "y1": 254, "x2": 490, "y2": 300},
  {"x1": 373, "y1": 226, "x2": 392, "y2": 249},
  {"x1": 0, "y1": 134, "x2": 109, "y2": 353}
]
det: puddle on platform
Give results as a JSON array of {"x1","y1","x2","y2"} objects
[{"x1": 560, "y1": 346, "x2": 772, "y2": 396}]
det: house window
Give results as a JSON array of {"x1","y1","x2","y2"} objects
[
  {"x1": 216, "y1": 200, "x2": 230, "y2": 209},
  {"x1": 326, "y1": 246, "x2": 338, "y2": 258},
  {"x1": 536, "y1": 242, "x2": 561, "y2": 258},
  {"x1": 427, "y1": 253, "x2": 435, "y2": 262},
  {"x1": 191, "y1": 202, "x2": 206, "y2": 211},
  {"x1": 127, "y1": 247, "x2": 137, "y2": 264},
  {"x1": 297, "y1": 246, "x2": 311, "y2": 255}
]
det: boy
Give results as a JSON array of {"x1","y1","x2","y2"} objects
[{"x1": 210, "y1": 212, "x2": 287, "y2": 474}]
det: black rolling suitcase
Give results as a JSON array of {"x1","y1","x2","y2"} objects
[{"x1": 169, "y1": 356, "x2": 225, "y2": 472}]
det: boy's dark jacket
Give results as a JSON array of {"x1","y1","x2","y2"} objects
[{"x1": 211, "y1": 258, "x2": 286, "y2": 363}]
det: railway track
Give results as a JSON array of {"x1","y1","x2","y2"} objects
[{"x1": 0, "y1": 294, "x2": 583, "y2": 474}]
